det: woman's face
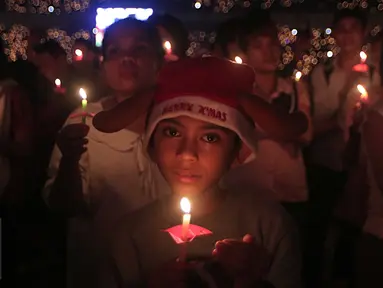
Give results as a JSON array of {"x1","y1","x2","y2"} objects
[{"x1": 102, "y1": 25, "x2": 159, "y2": 96}]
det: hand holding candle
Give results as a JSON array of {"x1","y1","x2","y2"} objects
[{"x1": 79, "y1": 88, "x2": 88, "y2": 124}]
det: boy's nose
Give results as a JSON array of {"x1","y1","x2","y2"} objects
[{"x1": 176, "y1": 138, "x2": 198, "y2": 162}]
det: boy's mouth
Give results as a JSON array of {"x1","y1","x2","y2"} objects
[{"x1": 174, "y1": 171, "x2": 201, "y2": 184}]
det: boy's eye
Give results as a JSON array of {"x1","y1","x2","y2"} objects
[
  {"x1": 202, "y1": 134, "x2": 220, "y2": 143},
  {"x1": 163, "y1": 127, "x2": 180, "y2": 138}
]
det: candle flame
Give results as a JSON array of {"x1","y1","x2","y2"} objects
[
  {"x1": 55, "y1": 78, "x2": 61, "y2": 87},
  {"x1": 79, "y1": 88, "x2": 87, "y2": 100},
  {"x1": 234, "y1": 56, "x2": 243, "y2": 64},
  {"x1": 360, "y1": 51, "x2": 367, "y2": 62},
  {"x1": 295, "y1": 71, "x2": 302, "y2": 81},
  {"x1": 357, "y1": 84, "x2": 368, "y2": 100},
  {"x1": 164, "y1": 41, "x2": 172, "y2": 51},
  {"x1": 75, "y1": 49, "x2": 83, "y2": 57},
  {"x1": 180, "y1": 197, "x2": 191, "y2": 214}
]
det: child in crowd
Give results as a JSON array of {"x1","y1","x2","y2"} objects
[
  {"x1": 43, "y1": 18, "x2": 169, "y2": 288},
  {"x1": 96, "y1": 57, "x2": 301, "y2": 288},
  {"x1": 224, "y1": 13, "x2": 312, "y2": 224}
]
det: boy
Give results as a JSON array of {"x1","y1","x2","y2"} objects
[
  {"x1": 99, "y1": 57, "x2": 301, "y2": 288},
  {"x1": 225, "y1": 13, "x2": 312, "y2": 221}
]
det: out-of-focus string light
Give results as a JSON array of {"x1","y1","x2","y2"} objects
[
  {"x1": 2, "y1": 24, "x2": 28, "y2": 61},
  {"x1": 7, "y1": 0, "x2": 90, "y2": 13}
]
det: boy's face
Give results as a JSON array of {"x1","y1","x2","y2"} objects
[
  {"x1": 102, "y1": 26, "x2": 158, "y2": 95},
  {"x1": 151, "y1": 116, "x2": 238, "y2": 197},
  {"x1": 245, "y1": 33, "x2": 280, "y2": 73},
  {"x1": 333, "y1": 17, "x2": 364, "y2": 54}
]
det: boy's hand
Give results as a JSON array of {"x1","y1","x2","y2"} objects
[
  {"x1": 147, "y1": 259, "x2": 193, "y2": 288},
  {"x1": 213, "y1": 234, "x2": 270, "y2": 285},
  {"x1": 57, "y1": 123, "x2": 89, "y2": 161}
]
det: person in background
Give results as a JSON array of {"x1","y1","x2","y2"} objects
[
  {"x1": 304, "y1": 8, "x2": 381, "y2": 288},
  {"x1": 149, "y1": 13, "x2": 189, "y2": 60},
  {"x1": 71, "y1": 38, "x2": 106, "y2": 101},
  {"x1": 43, "y1": 18, "x2": 170, "y2": 288},
  {"x1": 353, "y1": 95, "x2": 383, "y2": 287},
  {"x1": 26, "y1": 28, "x2": 46, "y2": 65},
  {"x1": 213, "y1": 17, "x2": 246, "y2": 61},
  {"x1": 101, "y1": 57, "x2": 302, "y2": 288},
  {"x1": 225, "y1": 13, "x2": 312, "y2": 228}
]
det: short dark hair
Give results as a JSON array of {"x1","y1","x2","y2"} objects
[
  {"x1": 102, "y1": 17, "x2": 164, "y2": 63},
  {"x1": 238, "y1": 11, "x2": 277, "y2": 52},
  {"x1": 33, "y1": 40, "x2": 66, "y2": 59},
  {"x1": 333, "y1": 8, "x2": 368, "y2": 29},
  {"x1": 148, "y1": 13, "x2": 189, "y2": 58},
  {"x1": 215, "y1": 18, "x2": 245, "y2": 58}
]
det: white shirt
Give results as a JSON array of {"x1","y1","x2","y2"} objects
[
  {"x1": 363, "y1": 100, "x2": 383, "y2": 240},
  {"x1": 225, "y1": 78, "x2": 312, "y2": 203},
  {"x1": 43, "y1": 97, "x2": 170, "y2": 288},
  {"x1": 308, "y1": 60, "x2": 380, "y2": 171}
]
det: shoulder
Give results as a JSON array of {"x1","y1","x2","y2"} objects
[
  {"x1": 110, "y1": 198, "x2": 166, "y2": 246},
  {"x1": 229, "y1": 190, "x2": 296, "y2": 238}
]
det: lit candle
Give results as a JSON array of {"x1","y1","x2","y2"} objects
[
  {"x1": 79, "y1": 88, "x2": 88, "y2": 124},
  {"x1": 360, "y1": 51, "x2": 367, "y2": 64},
  {"x1": 179, "y1": 197, "x2": 191, "y2": 262},
  {"x1": 353, "y1": 51, "x2": 369, "y2": 72},
  {"x1": 234, "y1": 56, "x2": 243, "y2": 64},
  {"x1": 180, "y1": 197, "x2": 191, "y2": 241},
  {"x1": 163, "y1": 41, "x2": 172, "y2": 55},
  {"x1": 357, "y1": 84, "x2": 368, "y2": 102},
  {"x1": 74, "y1": 49, "x2": 83, "y2": 61},
  {"x1": 295, "y1": 71, "x2": 302, "y2": 82},
  {"x1": 55, "y1": 78, "x2": 61, "y2": 88}
]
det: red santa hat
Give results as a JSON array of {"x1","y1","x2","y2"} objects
[{"x1": 145, "y1": 56, "x2": 257, "y2": 163}]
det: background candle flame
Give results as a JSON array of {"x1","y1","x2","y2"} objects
[
  {"x1": 234, "y1": 56, "x2": 243, "y2": 64},
  {"x1": 360, "y1": 51, "x2": 367, "y2": 62},
  {"x1": 357, "y1": 84, "x2": 368, "y2": 100},
  {"x1": 164, "y1": 41, "x2": 172, "y2": 51},
  {"x1": 75, "y1": 49, "x2": 83, "y2": 57},
  {"x1": 79, "y1": 88, "x2": 87, "y2": 100},
  {"x1": 180, "y1": 197, "x2": 191, "y2": 213},
  {"x1": 55, "y1": 78, "x2": 61, "y2": 87},
  {"x1": 295, "y1": 71, "x2": 302, "y2": 81}
]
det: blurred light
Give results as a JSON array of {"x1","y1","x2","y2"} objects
[
  {"x1": 164, "y1": 41, "x2": 172, "y2": 51},
  {"x1": 92, "y1": 28, "x2": 98, "y2": 34},
  {"x1": 327, "y1": 51, "x2": 334, "y2": 58},
  {"x1": 234, "y1": 56, "x2": 243, "y2": 64},
  {"x1": 194, "y1": 2, "x2": 202, "y2": 9},
  {"x1": 291, "y1": 29, "x2": 298, "y2": 36},
  {"x1": 96, "y1": 8, "x2": 154, "y2": 30},
  {"x1": 325, "y1": 28, "x2": 332, "y2": 35},
  {"x1": 48, "y1": 6, "x2": 54, "y2": 13},
  {"x1": 75, "y1": 49, "x2": 83, "y2": 57},
  {"x1": 95, "y1": 31, "x2": 104, "y2": 47}
]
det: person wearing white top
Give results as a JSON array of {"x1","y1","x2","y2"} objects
[
  {"x1": 305, "y1": 9, "x2": 377, "y2": 287},
  {"x1": 43, "y1": 19, "x2": 170, "y2": 288},
  {"x1": 353, "y1": 97, "x2": 383, "y2": 287},
  {"x1": 223, "y1": 13, "x2": 312, "y2": 225}
]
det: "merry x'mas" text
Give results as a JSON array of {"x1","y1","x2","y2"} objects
[{"x1": 162, "y1": 102, "x2": 227, "y2": 122}]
